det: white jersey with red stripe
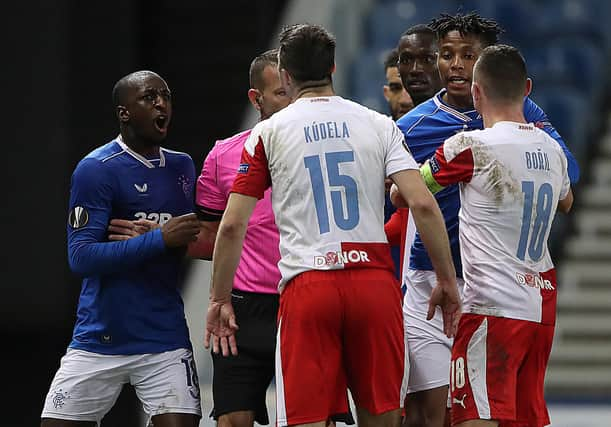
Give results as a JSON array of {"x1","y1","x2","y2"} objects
[
  {"x1": 232, "y1": 95, "x2": 418, "y2": 289},
  {"x1": 422, "y1": 121, "x2": 570, "y2": 324}
]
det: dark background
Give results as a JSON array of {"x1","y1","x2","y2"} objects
[{"x1": 3, "y1": 1, "x2": 286, "y2": 425}]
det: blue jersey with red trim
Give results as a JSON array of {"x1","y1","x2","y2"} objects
[
  {"x1": 396, "y1": 90, "x2": 579, "y2": 275},
  {"x1": 67, "y1": 137, "x2": 195, "y2": 354}
]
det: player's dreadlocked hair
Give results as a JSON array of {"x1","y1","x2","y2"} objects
[{"x1": 429, "y1": 12, "x2": 504, "y2": 48}]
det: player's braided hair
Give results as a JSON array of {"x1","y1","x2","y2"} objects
[{"x1": 429, "y1": 12, "x2": 504, "y2": 47}]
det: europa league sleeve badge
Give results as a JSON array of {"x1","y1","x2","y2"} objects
[{"x1": 68, "y1": 206, "x2": 89, "y2": 229}]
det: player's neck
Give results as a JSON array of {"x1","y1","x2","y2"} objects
[
  {"x1": 481, "y1": 106, "x2": 527, "y2": 129},
  {"x1": 120, "y1": 131, "x2": 160, "y2": 157},
  {"x1": 442, "y1": 92, "x2": 473, "y2": 111},
  {"x1": 294, "y1": 84, "x2": 335, "y2": 100}
]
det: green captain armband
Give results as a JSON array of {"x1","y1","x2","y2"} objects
[{"x1": 420, "y1": 161, "x2": 445, "y2": 194}]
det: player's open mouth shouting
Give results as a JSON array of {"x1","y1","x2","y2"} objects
[{"x1": 154, "y1": 114, "x2": 169, "y2": 134}]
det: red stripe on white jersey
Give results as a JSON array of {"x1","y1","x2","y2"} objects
[
  {"x1": 231, "y1": 136, "x2": 271, "y2": 199},
  {"x1": 432, "y1": 144, "x2": 474, "y2": 187}
]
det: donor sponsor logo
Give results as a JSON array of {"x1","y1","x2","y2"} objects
[
  {"x1": 314, "y1": 250, "x2": 370, "y2": 267},
  {"x1": 515, "y1": 272, "x2": 555, "y2": 290}
]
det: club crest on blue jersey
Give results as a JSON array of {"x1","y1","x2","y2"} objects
[
  {"x1": 238, "y1": 163, "x2": 250, "y2": 174},
  {"x1": 178, "y1": 174, "x2": 193, "y2": 198},
  {"x1": 68, "y1": 206, "x2": 89, "y2": 229}
]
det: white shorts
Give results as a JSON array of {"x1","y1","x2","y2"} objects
[
  {"x1": 403, "y1": 269, "x2": 464, "y2": 394},
  {"x1": 41, "y1": 347, "x2": 201, "y2": 425}
]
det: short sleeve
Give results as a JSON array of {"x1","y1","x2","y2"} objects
[
  {"x1": 195, "y1": 146, "x2": 226, "y2": 221},
  {"x1": 385, "y1": 118, "x2": 419, "y2": 177},
  {"x1": 231, "y1": 125, "x2": 271, "y2": 199},
  {"x1": 421, "y1": 133, "x2": 475, "y2": 192}
]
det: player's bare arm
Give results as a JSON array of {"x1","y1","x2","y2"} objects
[
  {"x1": 390, "y1": 169, "x2": 461, "y2": 337},
  {"x1": 186, "y1": 220, "x2": 220, "y2": 260},
  {"x1": 206, "y1": 193, "x2": 258, "y2": 356},
  {"x1": 558, "y1": 187, "x2": 574, "y2": 214}
]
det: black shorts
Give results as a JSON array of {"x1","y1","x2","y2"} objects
[{"x1": 211, "y1": 289, "x2": 279, "y2": 425}]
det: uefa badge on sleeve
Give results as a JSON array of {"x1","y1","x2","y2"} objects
[
  {"x1": 401, "y1": 138, "x2": 412, "y2": 155},
  {"x1": 68, "y1": 206, "x2": 89, "y2": 229}
]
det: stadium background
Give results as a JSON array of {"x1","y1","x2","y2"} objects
[{"x1": 4, "y1": 0, "x2": 609, "y2": 425}]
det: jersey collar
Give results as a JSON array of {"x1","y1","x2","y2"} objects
[
  {"x1": 433, "y1": 89, "x2": 480, "y2": 122},
  {"x1": 115, "y1": 135, "x2": 166, "y2": 168}
]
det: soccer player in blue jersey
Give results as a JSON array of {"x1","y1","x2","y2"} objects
[
  {"x1": 41, "y1": 71, "x2": 202, "y2": 427},
  {"x1": 385, "y1": 24, "x2": 443, "y2": 288},
  {"x1": 384, "y1": 49, "x2": 414, "y2": 121},
  {"x1": 396, "y1": 24, "x2": 442, "y2": 108},
  {"x1": 395, "y1": 13, "x2": 580, "y2": 427}
]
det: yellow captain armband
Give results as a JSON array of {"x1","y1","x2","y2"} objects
[{"x1": 420, "y1": 161, "x2": 445, "y2": 194}]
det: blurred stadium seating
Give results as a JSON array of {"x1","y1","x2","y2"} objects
[
  {"x1": 347, "y1": 0, "x2": 611, "y2": 404},
  {"x1": 351, "y1": 0, "x2": 610, "y2": 140}
]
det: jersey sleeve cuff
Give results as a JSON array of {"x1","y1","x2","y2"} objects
[
  {"x1": 149, "y1": 228, "x2": 167, "y2": 252},
  {"x1": 195, "y1": 204, "x2": 224, "y2": 221}
]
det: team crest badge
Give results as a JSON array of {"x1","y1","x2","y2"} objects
[
  {"x1": 178, "y1": 175, "x2": 193, "y2": 198},
  {"x1": 52, "y1": 388, "x2": 70, "y2": 409}
]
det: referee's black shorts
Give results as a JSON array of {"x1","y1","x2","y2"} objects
[{"x1": 211, "y1": 289, "x2": 279, "y2": 425}]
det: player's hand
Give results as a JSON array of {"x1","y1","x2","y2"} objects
[
  {"x1": 204, "y1": 299, "x2": 239, "y2": 356},
  {"x1": 108, "y1": 218, "x2": 159, "y2": 241},
  {"x1": 389, "y1": 183, "x2": 408, "y2": 208},
  {"x1": 428, "y1": 280, "x2": 461, "y2": 338},
  {"x1": 161, "y1": 213, "x2": 200, "y2": 247}
]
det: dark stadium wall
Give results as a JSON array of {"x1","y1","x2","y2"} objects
[{"x1": 3, "y1": 1, "x2": 287, "y2": 425}]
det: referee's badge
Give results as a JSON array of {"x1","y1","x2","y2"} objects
[{"x1": 68, "y1": 206, "x2": 89, "y2": 229}]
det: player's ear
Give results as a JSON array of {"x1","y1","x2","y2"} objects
[
  {"x1": 330, "y1": 63, "x2": 336, "y2": 74},
  {"x1": 383, "y1": 85, "x2": 391, "y2": 101},
  {"x1": 524, "y1": 78, "x2": 532, "y2": 97},
  {"x1": 248, "y1": 89, "x2": 262, "y2": 111},
  {"x1": 471, "y1": 81, "x2": 482, "y2": 103},
  {"x1": 117, "y1": 106, "x2": 129, "y2": 123},
  {"x1": 279, "y1": 68, "x2": 293, "y2": 94}
]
